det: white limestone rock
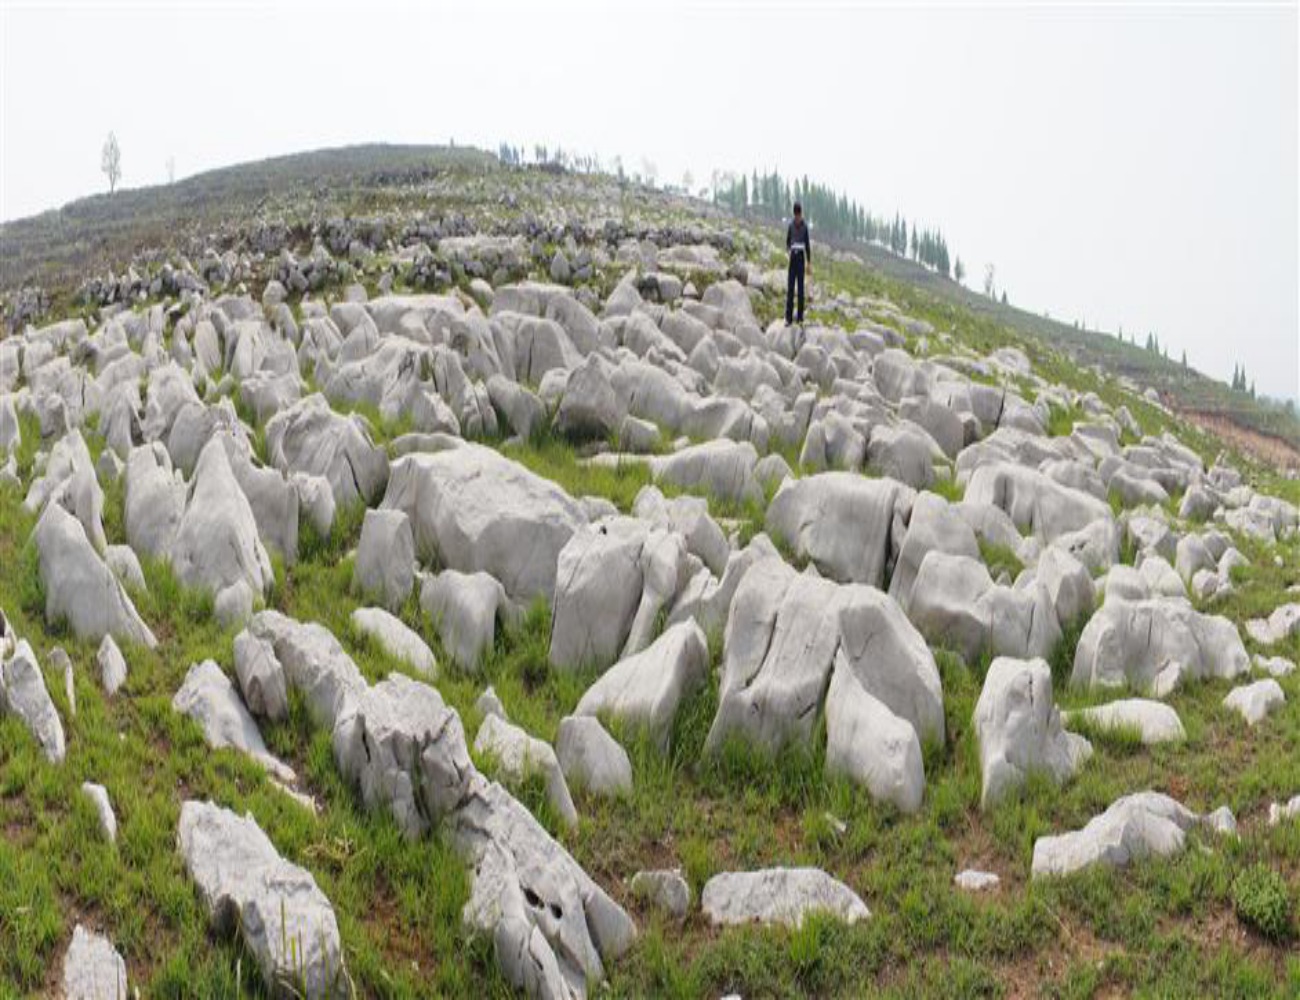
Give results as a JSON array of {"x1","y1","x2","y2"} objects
[
  {"x1": 1064, "y1": 698, "x2": 1186, "y2": 744},
  {"x1": 350, "y1": 607, "x2": 437, "y2": 676},
  {"x1": 1072, "y1": 598, "x2": 1249, "y2": 691},
  {"x1": 474, "y1": 713, "x2": 578, "y2": 828},
  {"x1": 172, "y1": 660, "x2": 294, "y2": 783},
  {"x1": 95, "y1": 634, "x2": 127, "y2": 696},
  {"x1": 701, "y1": 868, "x2": 870, "y2": 928},
  {"x1": 61, "y1": 924, "x2": 128, "y2": 1000},
  {"x1": 974, "y1": 657, "x2": 1090, "y2": 808},
  {"x1": 80, "y1": 782, "x2": 117, "y2": 844},
  {"x1": 1222, "y1": 679, "x2": 1284, "y2": 726},
  {"x1": 555, "y1": 715, "x2": 633, "y2": 797},
  {"x1": 0, "y1": 639, "x2": 66, "y2": 763},
  {"x1": 824, "y1": 655, "x2": 925, "y2": 813},
  {"x1": 1031, "y1": 792, "x2": 1201, "y2": 879},
  {"x1": 575, "y1": 620, "x2": 710, "y2": 752},
  {"x1": 178, "y1": 800, "x2": 350, "y2": 998}
]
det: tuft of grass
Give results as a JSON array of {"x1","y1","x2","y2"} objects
[
  {"x1": 977, "y1": 538, "x2": 1023, "y2": 581},
  {"x1": 1232, "y1": 864, "x2": 1294, "y2": 942}
]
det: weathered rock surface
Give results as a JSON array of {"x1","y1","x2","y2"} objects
[
  {"x1": 1, "y1": 639, "x2": 66, "y2": 763},
  {"x1": 549, "y1": 516, "x2": 692, "y2": 672},
  {"x1": 81, "y1": 781, "x2": 117, "y2": 844},
  {"x1": 701, "y1": 868, "x2": 870, "y2": 928},
  {"x1": 474, "y1": 713, "x2": 578, "y2": 827},
  {"x1": 33, "y1": 503, "x2": 156, "y2": 648},
  {"x1": 333, "y1": 672, "x2": 473, "y2": 838},
  {"x1": 178, "y1": 800, "x2": 350, "y2": 998},
  {"x1": 172, "y1": 660, "x2": 294, "y2": 782},
  {"x1": 574, "y1": 620, "x2": 709, "y2": 752},
  {"x1": 765, "y1": 473, "x2": 913, "y2": 588},
  {"x1": 1222, "y1": 679, "x2": 1284, "y2": 726},
  {"x1": 908, "y1": 552, "x2": 1062, "y2": 664},
  {"x1": 420, "y1": 569, "x2": 514, "y2": 671},
  {"x1": 708, "y1": 558, "x2": 944, "y2": 755},
  {"x1": 1031, "y1": 792, "x2": 1205, "y2": 879},
  {"x1": 1072, "y1": 598, "x2": 1249, "y2": 690},
  {"x1": 382, "y1": 443, "x2": 586, "y2": 601},
  {"x1": 233, "y1": 629, "x2": 288, "y2": 721},
  {"x1": 353, "y1": 508, "x2": 415, "y2": 611},
  {"x1": 824, "y1": 655, "x2": 925, "y2": 813},
  {"x1": 630, "y1": 869, "x2": 691, "y2": 919},
  {"x1": 555, "y1": 715, "x2": 633, "y2": 797},
  {"x1": 350, "y1": 607, "x2": 437, "y2": 675},
  {"x1": 974, "y1": 657, "x2": 1091, "y2": 808},
  {"x1": 1063, "y1": 698, "x2": 1185, "y2": 744},
  {"x1": 62, "y1": 924, "x2": 128, "y2": 1000}
]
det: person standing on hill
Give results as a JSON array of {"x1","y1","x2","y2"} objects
[{"x1": 785, "y1": 202, "x2": 811, "y2": 325}]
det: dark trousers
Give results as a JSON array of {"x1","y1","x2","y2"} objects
[{"x1": 785, "y1": 253, "x2": 805, "y2": 323}]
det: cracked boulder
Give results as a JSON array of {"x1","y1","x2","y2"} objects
[
  {"x1": 265, "y1": 393, "x2": 389, "y2": 507},
  {"x1": 965, "y1": 462, "x2": 1113, "y2": 544},
  {"x1": 382, "y1": 442, "x2": 586, "y2": 602},
  {"x1": 707, "y1": 558, "x2": 943, "y2": 755},
  {"x1": 333, "y1": 673, "x2": 474, "y2": 839},
  {"x1": 1071, "y1": 598, "x2": 1249, "y2": 691},
  {"x1": 451, "y1": 777, "x2": 636, "y2": 1000},
  {"x1": 974, "y1": 657, "x2": 1091, "y2": 808},
  {"x1": 765, "y1": 472, "x2": 914, "y2": 588},
  {"x1": 549, "y1": 516, "x2": 693, "y2": 673},
  {"x1": 908, "y1": 552, "x2": 1062, "y2": 664},
  {"x1": 178, "y1": 800, "x2": 351, "y2": 998}
]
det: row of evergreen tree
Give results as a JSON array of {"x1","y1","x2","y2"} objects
[
  {"x1": 711, "y1": 170, "x2": 954, "y2": 277},
  {"x1": 1230, "y1": 364, "x2": 1256, "y2": 398}
]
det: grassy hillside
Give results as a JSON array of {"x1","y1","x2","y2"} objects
[
  {"x1": 4, "y1": 142, "x2": 1294, "y2": 458},
  {"x1": 0, "y1": 144, "x2": 497, "y2": 294}
]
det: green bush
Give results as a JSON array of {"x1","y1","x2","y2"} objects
[{"x1": 1232, "y1": 864, "x2": 1294, "y2": 941}]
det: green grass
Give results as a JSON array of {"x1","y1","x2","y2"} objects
[{"x1": 978, "y1": 539, "x2": 1025, "y2": 581}]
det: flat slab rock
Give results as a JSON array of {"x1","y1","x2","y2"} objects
[
  {"x1": 701, "y1": 868, "x2": 870, "y2": 928},
  {"x1": 172, "y1": 660, "x2": 294, "y2": 783},
  {"x1": 954, "y1": 870, "x2": 1001, "y2": 892},
  {"x1": 178, "y1": 800, "x2": 350, "y2": 998},
  {"x1": 1031, "y1": 791, "x2": 1224, "y2": 879},
  {"x1": 1063, "y1": 698, "x2": 1186, "y2": 744},
  {"x1": 62, "y1": 923, "x2": 128, "y2": 1000}
]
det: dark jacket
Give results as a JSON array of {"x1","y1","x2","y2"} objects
[{"x1": 786, "y1": 218, "x2": 811, "y2": 263}]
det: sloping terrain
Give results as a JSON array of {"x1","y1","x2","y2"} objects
[{"x1": 1, "y1": 147, "x2": 1299, "y2": 998}]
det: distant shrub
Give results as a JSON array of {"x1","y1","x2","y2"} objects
[{"x1": 1232, "y1": 864, "x2": 1293, "y2": 941}]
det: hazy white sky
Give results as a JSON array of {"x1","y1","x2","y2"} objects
[{"x1": 2, "y1": 1, "x2": 1297, "y2": 397}]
